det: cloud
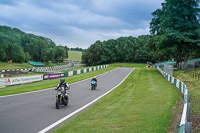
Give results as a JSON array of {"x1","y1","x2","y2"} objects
[{"x1": 0, "y1": 0, "x2": 164, "y2": 48}]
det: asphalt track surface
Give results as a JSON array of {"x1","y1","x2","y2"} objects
[{"x1": 0, "y1": 67, "x2": 133, "y2": 133}]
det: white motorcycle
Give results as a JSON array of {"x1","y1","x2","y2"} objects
[{"x1": 55, "y1": 87, "x2": 69, "y2": 109}]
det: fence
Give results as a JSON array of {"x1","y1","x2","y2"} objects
[
  {"x1": 0, "y1": 64, "x2": 72, "y2": 73},
  {"x1": 63, "y1": 65, "x2": 109, "y2": 78},
  {"x1": 190, "y1": 71, "x2": 200, "y2": 80},
  {"x1": 0, "y1": 65, "x2": 109, "y2": 87},
  {"x1": 157, "y1": 66, "x2": 192, "y2": 133}
]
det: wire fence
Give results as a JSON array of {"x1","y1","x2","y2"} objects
[
  {"x1": 164, "y1": 64, "x2": 173, "y2": 76},
  {"x1": 178, "y1": 61, "x2": 200, "y2": 70}
]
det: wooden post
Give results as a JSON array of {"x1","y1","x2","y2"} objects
[
  {"x1": 195, "y1": 72, "x2": 196, "y2": 79},
  {"x1": 193, "y1": 72, "x2": 194, "y2": 79}
]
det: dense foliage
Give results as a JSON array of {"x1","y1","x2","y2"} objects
[
  {"x1": 0, "y1": 25, "x2": 68, "y2": 63},
  {"x1": 70, "y1": 47, "x2": 84, "y2": 52},
  {"x1": 149, "y1": 0, "x2": 200, "y2": 68},
  {"x1": 82, "y1": 35, "x2": 154, "y2": 66}
]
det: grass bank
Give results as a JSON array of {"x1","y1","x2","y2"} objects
[
  {"x1": 54, "y1": 67, "x2": 179, "y2": 133},
  {"x1": 45, "y1": 62, "x2": 69, "y2": 67},
  {"x1": 68, "y1": 51, "x2": 82, "y2": 61},
  {"x1": 0, "y1": 62, "x2": 31, "y2": 70},
  {"x1": 0, "y1": 67, "x2": 116, "y2": 96},
  {"x1": 174, "y1": 69, "x2": 200, "y2": 132},
  {"x1": 174, "y1": 69, "x2": 200, "y2": 115}
]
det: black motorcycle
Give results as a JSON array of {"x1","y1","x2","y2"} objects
[{"x1": 55, "y1": 87, "x2": 69, "y2": 109}]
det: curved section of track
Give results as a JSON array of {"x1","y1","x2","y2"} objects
[{"x1": 0, "y1": 67, "x2": 133, "y2": 133}]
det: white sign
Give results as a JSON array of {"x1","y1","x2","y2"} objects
[
  {"x1": 0, "y1": 79, "x2": 6, "y2": 88},
  {"x1": 5, "y1": 75, "x2": 43, "y2": 86}
]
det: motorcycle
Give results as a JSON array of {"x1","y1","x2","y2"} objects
[
  {"x1": 91, "y1": 80, "x2": 97, "y2": 90},
  {"x1": 55, "y1": 87, "x2": 69, "y2": 109}
]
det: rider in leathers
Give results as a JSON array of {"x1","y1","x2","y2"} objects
[{"x1": 56, "y1": 78, "x2": 70, "y2": 100}]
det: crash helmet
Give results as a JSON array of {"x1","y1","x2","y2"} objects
[
  {"x1": 93, "y1": 76, "x2": 96, "y2": 79},
  {"x1": 60, "y1": 78, "x2": 65, "y2": 83}
]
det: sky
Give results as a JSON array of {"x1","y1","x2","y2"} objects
[{"x1": 0, "y1": 0, "x2": 164, "y2": 48}]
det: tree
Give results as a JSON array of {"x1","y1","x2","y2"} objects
[
  {"x1": 0, "y1": 25, "x2": 69, "y2": 63},
  {"x1": 55, "y1": 46, "x2": 67, "y2": 61},
  {"x1": 82, "y1": 36, "x2": 152, "y2": 66},
  {"x1": 150, "y1": 0, "x2": 200, "y2": 69}
]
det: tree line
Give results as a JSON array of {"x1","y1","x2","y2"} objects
[
  {"x1": 0, "y1": 26, "x2": 68, "y2": 63},
  {"x1": 82, "y1": 35, "x2": 154, "y2": 66},
  {"x1": 70, "y1": 47, "x2": 84, "y2": 52},
  {"x1": 82, "y1": 0, "x2": 200, "y2": 67}
]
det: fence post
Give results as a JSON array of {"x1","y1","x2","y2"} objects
[
  {"x1": 195, "y1": 72, "x2": 197, "y2": 80},
  {"x1": 193, "y1": 72, "x2": 194, "y2": 79}
]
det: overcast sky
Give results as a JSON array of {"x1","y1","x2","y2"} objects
[{"x1": 0, "y1": 0, "x2": 164, "y2": 48}]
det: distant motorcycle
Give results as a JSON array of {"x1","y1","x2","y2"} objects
[
  {"x1": 55, "y1": 87, "x2": 69, "y2": 109},
  {"x1": 91, "y1": 80, "x2": 97, "y2": 90}
]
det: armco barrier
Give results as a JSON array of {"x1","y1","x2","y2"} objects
[
  {"x1": 157, "y1": 67, "x2": 191, "y2": 133},
  {"x1": 0, "y1": 64, "x2": 72, "y2": 74},
  {"x1": 63, "y1": 65, "x2": 109, "y2": 77},
  {"x1": 43, "y1": 65, "x2": 109, "y2": 79}
]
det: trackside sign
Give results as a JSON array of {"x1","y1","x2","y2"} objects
[{"x1": 5, "y1": 75, "x2": 43, "y2": 86}]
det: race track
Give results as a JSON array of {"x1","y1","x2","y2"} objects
[{"x1": 0, "y1": 67, "x2": 133, "y2": 133}]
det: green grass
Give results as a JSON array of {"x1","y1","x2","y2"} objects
[
  {"x1": 0, "y1": 62, "x2": 31, "y2": 70},
  {"x1": 110, "y1": 62, "x2": 146, "y2": 68},
  {"x1": 45, "y1": 62, "x2": 69, "y2": 67},
  {"x1": 174, "y1": 69, "x2": 200, "y2": 115},
  {"x1": 0, "y1": 61, "x2": 70, "y2": 70},
  {"x1": 54, "y1": 67, "x2": 179, "y2": 133},
  {"x1": 0, "y1": 67, "x2": 116, "y2": 96},
  {"x1": 68, "y1": 51, "x2": 82, "y2": 61}
]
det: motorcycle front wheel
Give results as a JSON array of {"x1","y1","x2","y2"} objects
[
  {"x1": 64, "y1": 96, "x2": 69, "y2": 106},
  {"x1": 56, "y1": 98, "x2": 60, "y2": 109}
]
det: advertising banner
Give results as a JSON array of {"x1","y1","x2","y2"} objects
[
  {"x1": 44, "y1": 73, "x2": 64, "y2": 80},
  {"x1": 5, "y1": 75, "x2": 43, "y2": 86}
]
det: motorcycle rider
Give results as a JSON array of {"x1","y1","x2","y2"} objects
[
  {"x1": 91, "y1": 76, "x2": 97, "y2": 87},
  {"x1": 55, "y1": 78, "x2": 70, "y2": 101}
]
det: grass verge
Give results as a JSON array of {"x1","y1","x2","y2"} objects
[
  {"x1": 0, "y1": 67, "x2": 116, "y2": 96},
  {"x1": 54, "y1": 67, "x2": 179, "y2": 133},
  {"x1": 174, "y1": 69, "x2": 200, "y2": 132},
  {"x1": 174, "y1": 69, "x2": 200, "y2": 115},
  {"x1": 110, "y1": 62, "x2": 146, "y2": 68}
]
